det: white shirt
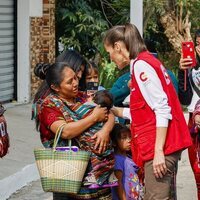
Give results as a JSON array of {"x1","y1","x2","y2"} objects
[
  {"x1": 187, "y1": 68, "x2": 200, "y2": 112},
  {"x1": 122, "y1": 59, "x2": 172, "y2": 127}
]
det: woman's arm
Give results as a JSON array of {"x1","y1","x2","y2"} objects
[
  {"x1": 50, "y1": 105, "x2": 108, "y2": 139},
  {"x1": 111, "y1": 106, "x2": 124, "y2": 118},
  {"x1": 153, "y1": 127, "x2": 168, "y2": 178},
  {"x1": 178, "y1": 68, "x2": 193, "y2": 106},
  {"x1": 114, "y1": 170, "x2": 126, "y2": 200},
  {"x1": 178, "y1": 56, "x2": 195, "y2": 105},
  {"x1": 111, "y1": 106, "x2": 131, "y2": 120}
]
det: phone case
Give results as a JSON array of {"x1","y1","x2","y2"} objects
[
  {"x1": 86, "y1": 82, "x2": 98, "y2": 91},
  {"x1": 182, "y1": 41, "x2": 197, "y2": 67}
]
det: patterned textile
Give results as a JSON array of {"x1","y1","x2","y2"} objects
[
  {"x1": 32, "y1": 90, "x2": 86, "y2": 122},
  {"x1": 50, "y1": 95, "x2": 115, "y2": 185},
  {"x1": 38, "y1": 94, "x2": 113, "y2": 199},
  {"x1": 53, "y1": 188, "x2": 112, "y2": 200}
]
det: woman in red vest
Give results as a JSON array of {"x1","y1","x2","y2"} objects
[{"x1": 103, "y1": 23, "x2": 192, "y2": 200}]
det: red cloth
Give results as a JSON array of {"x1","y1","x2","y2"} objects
[
  {"x1": 38, "y1": 97, "x2": 73, "y2": 146},
  {"x1": 130, "y1": 51, "x2": 192, "y2": 166},
  {"x1": 188, "y1": 112, "x2": 200, "y2": 200}
]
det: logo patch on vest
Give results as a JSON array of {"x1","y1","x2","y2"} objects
[{"x1": 139, "y1": 72, "x2": 148, "y2": 82}]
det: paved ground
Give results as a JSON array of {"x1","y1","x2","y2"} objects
[
  {"x1": 8, "y1": 145, "x2": 198, "y2": 200},
  {"x1": 8, "y1": 180, "x2": 52, "y2": 200},
  {"x1": 0, "y1": 104, "x2": 198, "y2": 200}
]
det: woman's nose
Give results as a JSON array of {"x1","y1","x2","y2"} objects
[{"x1": 74, "y1": 78, "x2": 79, "y2": 86}]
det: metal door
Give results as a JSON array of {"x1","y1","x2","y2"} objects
[{"x1": 0, "y1": 0, "x2": 16, "y2": 102}]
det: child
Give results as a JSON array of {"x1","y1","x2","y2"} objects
[
  {"x1": 110, "y1": 123, "x2": 144, "y2": 200},
  {"x1": 85, "y1": 61, "x2": 105, "y2": 90},
  {"x1": 75, "y1": 90, "x2": 116, "y2": 188}
]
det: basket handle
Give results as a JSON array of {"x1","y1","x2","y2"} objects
[
  {"x1": 52, "y1": 123, "x2": 73, "y2": 151},
  {"x1": 53, "y1": 123, "x2": 66, "y2": 149},
  {"x1": 68, "y1": 139, "x2": 72, "y2": 147}
]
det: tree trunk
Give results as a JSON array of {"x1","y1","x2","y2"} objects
[{"x1": 160, "y1": 10, "x2": 192, "y2": 54}]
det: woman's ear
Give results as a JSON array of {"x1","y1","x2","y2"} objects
[
  {"x1": 114, "y1": 42, "x2": 121, "y2": 52},
  {"x1": 50, "y1": 84, "x2": 59, "y2": 92}
]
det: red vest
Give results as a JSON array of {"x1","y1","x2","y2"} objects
[{"x1": 130, "y1": 51, "x2": 192, "y2": 166}]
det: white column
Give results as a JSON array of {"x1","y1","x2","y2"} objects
[
  {"x1": 130, "y1": 0, "x2": 143, "y2": 36},
  {"x1": 17, "y1": 0, "x2": 31, "y2": 103},
  {"x1": 17, "y1": 0, "x2": 43, "y2": 103}
]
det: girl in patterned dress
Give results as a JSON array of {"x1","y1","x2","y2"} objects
[{"x1": 111, "y1": 123, "x2": 144, "y2": 200}]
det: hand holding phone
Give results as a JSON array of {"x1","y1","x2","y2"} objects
[
  {"x1": 181, "y1": 41, "x2": 197, "y2": 67},
  {"x1": 86, "y1": 82, "x2": 98, "y2": 101}
]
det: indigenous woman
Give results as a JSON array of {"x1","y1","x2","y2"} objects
[{"x1": 36, "y1": 62, "x2": 114, "y2": 199}]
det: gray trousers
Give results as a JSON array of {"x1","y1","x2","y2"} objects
[{"x1": 144, "y1": 150, "x2": 182, "y2": 200}]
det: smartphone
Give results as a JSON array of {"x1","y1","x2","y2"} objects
[
  {"x1": 182, "y1": 41, "x2": 197, "y2": 67},
  {"x1": 86, "y1": 82, "x2": 98, "y2": 91},
  {"x1": 86, "y1": 82, "x2": 98, "y2": 99}
]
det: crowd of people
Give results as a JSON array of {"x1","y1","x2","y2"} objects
[{"x1": 31, "y1": 23, "x2": 200, "y2": 200}]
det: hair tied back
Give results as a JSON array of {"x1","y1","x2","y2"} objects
[{"x1": 34, "y1": 63, "x2": 51, "y2": 80}]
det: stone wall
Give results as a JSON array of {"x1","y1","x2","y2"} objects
[{"x1": 30, "y1": 0, "x2": 55, "y2": 98}]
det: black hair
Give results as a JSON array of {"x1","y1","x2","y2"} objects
[
  {"x1": 34, "y1": 63, "x2": 50, "y2": 80},
  {"x1": 194, "y1": 29, "x2": 200, "y2": 45},
  {"x1": 56, "y1": 50, "x2": 88, "y2": 91},
  {"x1": 46, "y1": 62, "x2": 72, "y2": 89},
  {"x1": 93, "y1": 90, "x2": 113, "y2": 110},
  {"x1": 110, "y1": 123, "x2": 130, "y2": 145},
  {"x1": 33, "y1": 63, "x2": 52, "y2": 104},
  {"x1": 56, "y1": 50, "x2": 87, "y2": 74}
]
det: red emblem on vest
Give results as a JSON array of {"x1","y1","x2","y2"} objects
[{"x1": 139, "y1": 72, "x2": 148, "y2": 82}]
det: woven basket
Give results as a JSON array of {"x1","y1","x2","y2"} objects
[{"x1": 34, "y1": 124, "x2": 90, "y2": 194}]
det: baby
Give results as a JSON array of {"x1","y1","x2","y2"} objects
[{"x1": 73, "y1": 90, "x2": 117, "y2": 188}]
